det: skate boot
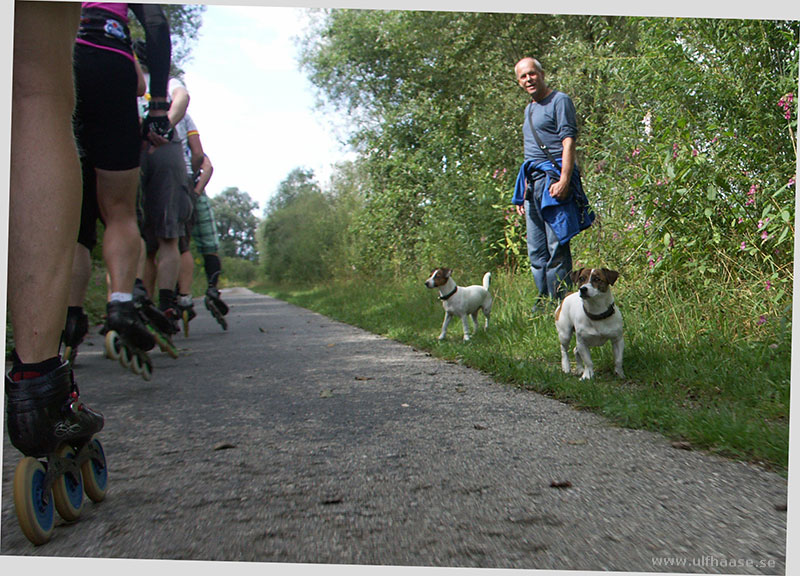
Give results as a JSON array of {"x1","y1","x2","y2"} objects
[
  {"x1": 104, "y1": 300, "x2": 156, "y2": 380},
  {"x1": 204, "y1": 273, "x2": 229, "y2": 330},
  {"x1": 133, "y1": 285, "x2": 179, "y2": 359},
  {"x1": 61, "y1": 306, "x2": 89, "y2": 366},
  {"x1": 6, "y1": 358, "x2": 108, "y2": 545}
]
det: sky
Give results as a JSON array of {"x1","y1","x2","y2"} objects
[{"x1": 179, "y1": 4, "x2": 355, "y2": 213}]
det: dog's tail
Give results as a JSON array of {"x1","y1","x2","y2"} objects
[{"x1": 483, "y1": 272, "x2": 491, "y2": 292}]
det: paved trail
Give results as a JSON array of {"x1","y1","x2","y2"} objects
[{"x1": 1, "y1": 289, "x2": 789, "y2": 573}]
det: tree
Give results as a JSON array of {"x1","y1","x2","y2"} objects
[{"x1": 211, "y1": 187, "x2": 260, "y2": 261}]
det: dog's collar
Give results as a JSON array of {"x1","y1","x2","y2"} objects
[
  {"x1": 584, "y1": 303, "x2": 616, "y2": 321},
  {"x1": 439, "y1": 286, "x2": 458, "y2": 301}
]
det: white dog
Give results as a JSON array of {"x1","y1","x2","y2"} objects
[
  {"x1": 555, "y1": 268, "x2": 624, "y2": 379},
  {"x1": 424, "y1": 268, "x2": 492, "y2": 341}
]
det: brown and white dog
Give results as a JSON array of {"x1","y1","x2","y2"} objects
[
  {"x1": 555, "y1": 268, "x2": 624, "y2": 379},
  {"x1": 424, "y1": 268, "x2": 492, "y2": 341}
]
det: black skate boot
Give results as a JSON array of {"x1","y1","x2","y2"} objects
[
  {"x1": 204, "y1": 272, "x2": 229, "y2": 330},
  {"x1": 133, "y1": 283, "x2": 179, "y2": 358},
  {"x1": 61, "y1": 306, "x2": 89, "y2": 366},
  {"x1": 6, "y1": 357, "x2": 107, "y2": 545},
  {"x1": 104, "y1": 300, "x2": 156, "y2": 380}
]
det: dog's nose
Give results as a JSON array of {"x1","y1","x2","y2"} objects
[{"x1": 579, "y1": 286, "x2": 588, "y2": 297}]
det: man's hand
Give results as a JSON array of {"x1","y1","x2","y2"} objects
[
  {"x1": 549, "y1": 178, "x2": 571, "y2": 202},
  {"x1": 515, "y1": 204, "x2": 526, "y2": 216}
]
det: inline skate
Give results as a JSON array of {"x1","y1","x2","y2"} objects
[
  {"x1": 6, "y1": 360, "x2": 107, "y2": 545},
  {"x1": 133, "y1": 284, "x2": 180, "y2": 358},
  {"x1": 204, "y1": 272, "x2": 229, "y2": 331},
  {"x1": 103, "y1": 300, "x2": 156, "y2": 380},
  {"x1": 176, "y1": 294, "x2": 196, "y2": 338},
  {"x1": 61, "y1": 306, "x2": 88, "y2": 366}
]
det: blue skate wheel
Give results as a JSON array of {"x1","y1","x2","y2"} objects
[
  {"x1": 81, "y1": 439, "x2": 108, "y2": 502},
  {"x1": 13, "y1": 457, "x2": 55, "y2": 545},
  {"x1": 52, "y1": 445, "x2": 84, "y2": 521}
]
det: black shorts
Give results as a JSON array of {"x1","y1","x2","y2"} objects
[{"x1": 73, "y1": 44, "x2": 141, "y2": 171}]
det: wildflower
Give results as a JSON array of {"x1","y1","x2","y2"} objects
[
  {"x1": 757, "y1": 315, "x2": 767, "y2": 326},
  {"x1": 745, "y1": 184, "x2": 757, "y2": 206},
  {"x1": 761, "y1": 230, "x2": 770, "y2": 241},
  {"x1": 672, "y1": 143, "x2": 679, "y2": 159},
  {"x1": 691, "y1": 148, "x2": 698, "y2": 157},
  {"x1": 757, "y1": 218, "x2": 769, "y2": 230},
  {"x1": 766, "y1": 280, "x2": 772, "y2": 291},
  {"x1": 632, "y1": 148, "x2": 641, "y2": 157},
  {"x1": 788, "y1": 177, "x2": 796, "y2": 188},
  {"x1": 740, "y1": 241, "x2": 747, "y2": 250}
]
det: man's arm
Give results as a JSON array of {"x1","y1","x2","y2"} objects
[{"x1": 549, "y1": 136, "x2": 575, "y2": 201}]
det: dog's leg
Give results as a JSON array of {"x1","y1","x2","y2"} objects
[
  {"x1": 575, "y1": 337, "x2": 594, "y2": 379},
  {"x1": 461, "y1": 315, "x2": 472, "y2": 341},
  {"x1": 483, "y1": 305, "x2": 491, "y2": 331},
  {"x1": 439, "y1": 312, "x2": 452, "y2": 341},
  {"x1": 613, "y1": 337, "x2": 625, "y2": 378}
]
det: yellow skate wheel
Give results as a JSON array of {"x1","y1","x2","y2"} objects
[
  {"x1": 182, "y1": 309, "x2": 190, "y2": 338},
  {"x1": 52, "y1": 445, "x2": 84, "y2": 522},
  {"x1": 105, "y1": 331, "x2": 122, "y2": 361},
  {"x1": 13, "y1": 457, "x2": 55, "y2": 545},
  {"x1": 130, "y1": 351, "x2": 143, "y2": 375},
  {"x1": 81, "y1": 439, "x2": 108, "y2": 503},
  {"x1": 119, "y1": 344, "x2": 132, "y2": 369}
]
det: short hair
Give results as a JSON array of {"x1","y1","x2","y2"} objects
[{"x1": 516, "y1": 57, "x2": 544, "y2": 75}]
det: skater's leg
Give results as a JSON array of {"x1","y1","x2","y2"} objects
[
  {"x1": 68, "y1": 243, "x2": 93, "y2": 308},
  {"x1": 8, "y1": 1, "x2": 82, "y2": 365},
  {"x1": 95, "y1": 167, "x2": 141, "y2": 297}
]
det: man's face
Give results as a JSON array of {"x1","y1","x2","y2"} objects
[{"x1": 516, "y1": 60, "x2": 545, "y2": 100}]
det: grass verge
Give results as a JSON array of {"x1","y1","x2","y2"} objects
[{"x1": 252, "y1": 270, "x2": 790, "y2": 474}]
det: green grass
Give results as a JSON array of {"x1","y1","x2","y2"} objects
[{"x1": 252, "y1": 270, "x2": 791, "y2": 473}]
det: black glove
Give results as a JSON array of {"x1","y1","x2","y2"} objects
[{"x1": 142, "y1": 115, "x2": 174, "y2": 141}]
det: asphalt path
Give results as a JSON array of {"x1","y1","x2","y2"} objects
[{"x1": 1, "y1": 288, "x2": 790, "y2": 574}]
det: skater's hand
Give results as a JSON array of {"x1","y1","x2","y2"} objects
[{"x1": 142, "y1": 115, "x2": 174, "y2": 147}]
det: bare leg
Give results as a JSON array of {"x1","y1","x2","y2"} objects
[
  {"x1": 8, "y1": 1, "x2": 81, "y2": 363},
  {"x1": 95, "y1": 167, "x2": 141, "y2": 296},
  {"x1": 68, "y1": 244, "x2": 92, "y2": 307},
  {"x1": 178, "y1": 249, "x2": 195, "y2": 294}
]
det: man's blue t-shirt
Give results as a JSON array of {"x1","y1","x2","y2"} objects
[{"x1": 522, "y1": 90, "x2": 578, "y2": 164}]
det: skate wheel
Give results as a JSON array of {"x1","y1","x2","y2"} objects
[
  {"x1": 105, "y1": 331, "x2": 122, "y2": 361},
  {"x1": 64, "y1": 345, "x2": 77, "y2": 366},
  {"x1": 52, "y1": 445, "x2": 84, "y2": 522},
  {"x1": 141, "y1": 356, "x2": 153, "y2": 381},
  {"x1": 13, "y1": 457, "x2": 55, "y2": 545},
  {"x1": 119, "y1": 344, "x2": 132, "y2": 369},
  {"x1": 130, "y1": 351, "x2": 143, "y2": 375},
  {"x1": 81, "y1": 439, "x2": 108, "y2": 503},
  {"x1": 220, "y1": 316, "x2": 228, "y2": 330},
  {"x1": 182, "y1": 310, "x2": 190, "y2": 338}
]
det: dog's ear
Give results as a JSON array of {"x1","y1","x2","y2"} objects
[
  {"x1": 603, "y1": 269, "x2": 620, "y2": 285},
  {"x1": 569, "y1": 269, "x2": 584, "y2": 285},
  {"x1": 443, "y1": 268, "x2": 452, "y2": 278}
]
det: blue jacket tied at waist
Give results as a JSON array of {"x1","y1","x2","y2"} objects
[{"x1": 512, "y1": 159, "x2": 594, "y2": 245}]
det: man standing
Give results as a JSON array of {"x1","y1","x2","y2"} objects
[{"x1": 512, "y1": 57, "x2": 591, "y2": 310}]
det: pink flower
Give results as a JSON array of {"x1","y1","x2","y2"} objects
[
  {"x1": 762, "y1": 230, "x2": 770, "y2": 241},
  {"x1": 740, "y1": 242, "x2": 747, "y2": 250},
  {"x1": 757, "y1": 315, "x2": 767, "y2": 326},
  {"x1": 766, "y1": 280, "x2": 772, "y2": 291},
  {"x1": 692, "y1": 149, "x2": 698, "y2": 157}
]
